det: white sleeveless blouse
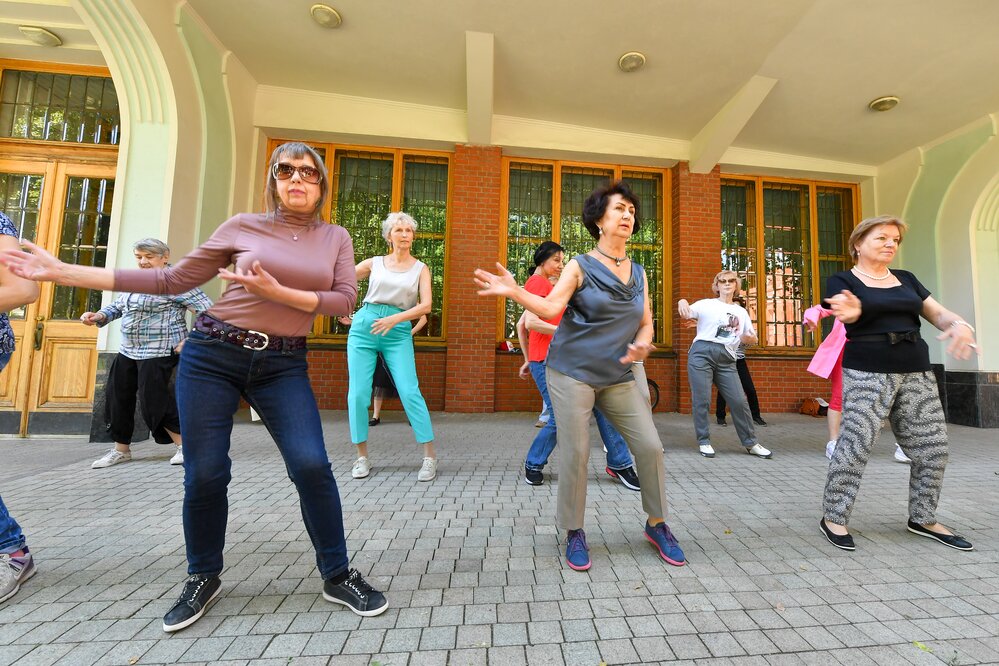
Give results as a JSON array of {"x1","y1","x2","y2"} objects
[{"x1": 362, "y1": 256, "x2": 424, "y2": 310}]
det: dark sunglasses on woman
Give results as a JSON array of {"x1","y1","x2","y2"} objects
[{"x1": 272, "y1": 162, "x2": 322, "y2": 184}]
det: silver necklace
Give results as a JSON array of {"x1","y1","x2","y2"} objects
[
  {"x1": 595, "y1": 245, "x2": 627, "y2": 267},
  {"x1": 277, "y1": 219, "x2": 311, "y2": 241},
  {"x1": 852, "y1": 266, "x2": 892, "y2": 280}
]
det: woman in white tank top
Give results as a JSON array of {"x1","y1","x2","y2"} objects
[{"x1": 343, "y1": 212, "x2": 437, "y2": 482}]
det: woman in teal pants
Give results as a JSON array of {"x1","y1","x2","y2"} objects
[{"x1": 346, "y1": 212, "x2": 436, "y2": 482}]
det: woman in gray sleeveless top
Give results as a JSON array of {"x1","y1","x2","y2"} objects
[{"x1": 475, "y1": 181, "x2": 686, "y2": 573}]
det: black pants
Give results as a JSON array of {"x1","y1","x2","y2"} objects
[
  {"x1": 716, "y1": 357, "x2": 762, "y2": 421},
  {"x1": 106, "y1": 353, "x2": 181, "y2": 445}
]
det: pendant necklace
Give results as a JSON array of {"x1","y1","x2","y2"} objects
[
  {"x1": 595, "y1": 244, "x2": 628, "y2": 267},
  {"x1": 278, "y1": 219, "x2": 310, "y2": 241},
  {"x1": 852, "y1": 266, "x2": 891, "y2": 280}
]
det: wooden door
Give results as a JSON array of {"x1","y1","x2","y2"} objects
[{"x1": 0, "y1": 159, "x2": 114, "y2": 436}]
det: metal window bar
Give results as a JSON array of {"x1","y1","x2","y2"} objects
[
  {"x1": 761, "y1": 183, "x2": 810, "y2": 347},
  {"x1": 622, "y1": 171, "x2": 665, "y2": 344},
  {"x1": 720, "y1": 181, "x2": 759, "y2": 323},
  {"x1": 402, "y1": 156, "x2": 448, "y2": 339},
  {"x1": 52, "y1": 177, "x2": 113, "y2": 320},
  {"x1": 505, "y1": 164, "x2": 554, "y2": 339},
  {"x1": 0, "y1": 172, "x2": 44, "y2": 319},
  {"x1": 815, "y1": 187, "x2": 853, "y2": 339},
  {"x1": 0, "y1": 69, "x2": 120, "y2": 145}
]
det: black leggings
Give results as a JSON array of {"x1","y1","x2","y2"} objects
[
  {"x1": 716, "y1": 358, "x2": 761, "y2": 421},
  {"x1": 105, "y1": 353, "x2": 180, "y2": 444}
]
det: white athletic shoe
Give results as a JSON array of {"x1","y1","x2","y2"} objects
[
  {"x1": 418, "y1": 457, "x2": 437, "y2": 482},
  {"x1": 825, "y1": 440, "x2": 836, "y2": 460},
  {"x1": 746, "y1": 443, "x2": 773, "y2": 459},
  {"x1": 894, "y1": 444, "x2": 912, "y2": 464},
  {"x1": 352, "y1": 456, "x2": 371, "y2": 479},
  {"x1": 92, "y1": 449, "x2": 131, "y2": 469},
  {"x1": 170, "y1": 447, "x2": 184, "y2": 465},
  {"x1": 698, "y1": 444, "x2": 716, "y2": 458}
]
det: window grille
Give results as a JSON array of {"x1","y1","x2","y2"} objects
[
  {"x1": 0, "y1": 171, "x2": 44, "y2": 319},
  {"x1": 504, "y1": 164, "x2": 553, "y2": 338},
  {"x1": 0, "y1": 69, "x2": 119, "y2": 145},
  {"x1": 51, "y1": 176, "x2": 113, "y2": 320}
]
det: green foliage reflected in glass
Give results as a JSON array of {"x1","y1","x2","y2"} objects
[
  {"x1": 0, "y1": 69, "x2": 119, "y2": 144},
  {"x1": 51, "y1": 177, "x2": 113, "y2": 320}
]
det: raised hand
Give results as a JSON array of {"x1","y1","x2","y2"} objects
[
  {"x1": 0, "y1": 239, "x2": 64, "y2": 282},
  {"x1": 826, "y1": 290, "x2": 861, "y2": 324},
  {"x1": 473, "y1": 263, "x2": 518, "y2": 298},
  {"x1": 677, "y1": 299, "x2": 694, "y2": 320},
  {"x1": 936, "y1": 325, "x2": 980, "y2": 361}
]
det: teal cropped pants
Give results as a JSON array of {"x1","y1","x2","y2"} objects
[{"x1": 346, "y1": 303, "x2": 434, "y2": 445}]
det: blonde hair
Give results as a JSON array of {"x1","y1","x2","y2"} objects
[
  {"x1": 711, "y1": 270, "x2": 741, "y2": 296},
  {"x1": 848, "y1": 215, "x2": 908, "y2": 261}
]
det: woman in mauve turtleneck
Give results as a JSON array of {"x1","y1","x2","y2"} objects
[{"x1": 0, "y1": 142, "x2": 388, "y2": 631}]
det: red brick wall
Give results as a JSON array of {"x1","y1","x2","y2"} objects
[{"x1": 444, "y1": 144, "x2": 502, "y2": 412}]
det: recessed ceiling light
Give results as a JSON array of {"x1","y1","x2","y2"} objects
[
  {"x1": 310, "y1": 4, "x2": 342, "y2": 29},
  {"x1": 19, "y1": 26, "x2": 62, "y2": 47},
  {"x1": 868, "y1": 95, "x2": 900, "y2": 112},
  {"x1": 618, "y1": 51, "x2": 646, "y2": 73}
]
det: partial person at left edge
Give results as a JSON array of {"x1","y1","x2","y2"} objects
[
  {"x1": 0, "y1": 142, "x2": 389, "y2": 629},
  {"x1": 0, "y1": 210, "x2": 41, "y2": 604}
]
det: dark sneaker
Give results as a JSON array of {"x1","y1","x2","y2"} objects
[
  {"x1": 716, "y1": 417, "x2": 727, "y2": 426},
  {"x1": 162, "y1": 574, "x2": 221, "y2": 632},
  {"x1": 323, "y1": 569, "x2": 388, "y2": 616},
  {"x1": 368, "y1": 417, "x2": 380, "y2": 426},
  {"x1": 565, "y1": 529, "x2": 590, "y2": 571},
  {"x1": 644, "y1": 522, "x2": 686, "y2": 566},
  {"x1": 0, "y1": 546, "x2": 36, "y2": 603},
  {"x1": 606, "y1": 466, "x2": 641, "y2": 491},
  {"x1": 753, "y1": 416, "x2": 768, "y2": 427},
  {"x1": 819, "y1": 519, "x2": 855, "y2": 551},
  {"x1": 524, "y1": 467, "x2": 544, "y2": 486},
  {"x1": 907, "y1": 520, "x2": 974, "y2": 551}
]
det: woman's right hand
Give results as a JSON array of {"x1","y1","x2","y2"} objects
[
  {"x1": 518, "y1": 361, "x2": 530, "y2": 379},
  {"x1": 79, "y1": 312, "x2": 104, "y2": 326},
  {"x1": 826, "y1": 290, "x2": 862, "y2": 323},
  {"x1": 0, "y1": 239, "x2": 66, "y2": 283},
  {"x1": 677, "y1": 299, "x2": 693, "y2": 319},
  {"x1": 473, "y1": 263, "x2": 518, "y2": 298}
]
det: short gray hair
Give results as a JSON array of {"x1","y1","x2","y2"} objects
[
  {"x1": 381, "y1": 212, "x2": 418, "y2": 242},
  {"x1": 133, "y1": 238, "x2": 170, "y2": 256}
]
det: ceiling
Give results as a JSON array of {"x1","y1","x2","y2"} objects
[
  {"x1": 4, "y1": 0, "x2": 999, "y2": 168},
  {"x1": 0, "y1": 0, "x2": 105, "y2": 66}
]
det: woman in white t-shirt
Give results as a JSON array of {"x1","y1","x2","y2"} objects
[{"x1": 678, "y1": 271, "x2": 773, "y2": 459}]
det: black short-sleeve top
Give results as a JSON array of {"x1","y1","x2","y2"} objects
[{"x1": 824, "y1": 269, "x2": 931, "y2": 374}]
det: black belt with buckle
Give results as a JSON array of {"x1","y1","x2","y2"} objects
[
  {"x1": 848, "y1": 330, "x2": 920, "y2": 345},
  {"x1": 193, "y1": 314, "x2": 307, "y2": 351}
]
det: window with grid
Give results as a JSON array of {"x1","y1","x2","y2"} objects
[
  {"x1": 311, "y1": 146, "x2": 449, "y2": 340},
  {"x1": 503, "y1": 161, "x2": 668, "y2": 344},
  {"x1": 721, "y1": 177, "x2": 855, "y2": 348},
  {"x1": 0, "y1": 69, "x2": 119, "y2": 145}
]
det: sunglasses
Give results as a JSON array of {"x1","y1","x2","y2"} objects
[
  {"x1": 716, "y1": 278, "x2": 738, "y2": 285},
  {"x1": 272, "y1": 162, "x2": 322, "y2": 184}
]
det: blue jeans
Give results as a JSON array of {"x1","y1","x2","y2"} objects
[
  {"x1": 524, "y1": 361, "x2": 634, "y2": 472},
  {"x1": 347, "y1": 303, "x2": 434, "y2": 445},
  {"x1": 176, "y1": 331, "x2": 349, "y2": 580},
  {"x1": 0, "y1": 351, "x2": 25, "y2": 555}
]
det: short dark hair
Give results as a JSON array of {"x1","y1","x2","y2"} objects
[
  {"x1": 533, "y1": 241, "x2": 565, "y2": 268},
  {"x1": 581, "y1": 180, "x2": 642, "y2": 240}
]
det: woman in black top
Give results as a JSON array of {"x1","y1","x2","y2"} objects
[{"x1": 820, "y1": 215, "x2": 979, "y2": 552}]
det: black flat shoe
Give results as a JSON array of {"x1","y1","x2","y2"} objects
[
  {"x1": 368, "y1": 417, "x2": 380, "y2": 426},
  {"x1": 716, "y1": 418, "x2": 727, "y2": 426},
  {"x1": 753, "y1": 416, "x2": 768, "y2": 426},
  {"x1": 819, "y1": 519, "x2": 855, "y2": 551},
  {"x1": 907, "y1": 520, "x2": 974, "y2": 551}
]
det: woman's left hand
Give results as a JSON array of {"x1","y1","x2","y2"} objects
[
  {"x1": 370, "y1": 315, "x2": 400, "y2": 336},
  {"x1": 620, "y1": 341, "x2": 655, "y2": 365},
  {"x1": 937, "y1": 324, "x2": 980, "y2": 360},
  {"x1": 473, "y1": 263, "x2": 518, "y2": 298},
  {"x1": 218, "y1": 261, "x2": 283, "y2": 300}
]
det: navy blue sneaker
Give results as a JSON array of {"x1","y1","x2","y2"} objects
[
  {"x1": 644, "y1": 522, "x2": 686, "y2": 566},
  {"x1": 565, "y1": 529, "x2": 591, "y2": 571}
]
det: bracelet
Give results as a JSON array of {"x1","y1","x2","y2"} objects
[
  {"x1": 951, "y1": 320, "x2": 975, "y2": 334},
  {"x1": 633, "y1": 361, "x2": 644, "y2": 365}
]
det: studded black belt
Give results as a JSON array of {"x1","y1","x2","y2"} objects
[{"x1": 193, "y1": 313, "x2": 307, "y2": 351}]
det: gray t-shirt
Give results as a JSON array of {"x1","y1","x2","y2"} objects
[{"x1": 546, "y1": 254, "x2": 645, "y2": 387}]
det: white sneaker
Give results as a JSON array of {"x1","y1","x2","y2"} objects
[
  {"x1": 170, "y1": 447, "x2": 184, "y2": 465},
  {"x1": 894, "y1": 444, "x2": 912, "y2": 464},
  {"x1": 746, "y1": 443, "x2": 773, "y2": 459},
  {"x1": 825, "y1": 440, "x2": 836, "y2": 460},
  {"x1": 418, "y1": 457, "x2": 437, "y2": 482},
  {"x1": 698, "y1": 444, "x2": 715, "y2": 458},
  {"x1": 92, "y1": 449, "x2": 131, "y2": 469},
  {"x1": 352, "y1": 456, "x2": 371, "y2": 479}
]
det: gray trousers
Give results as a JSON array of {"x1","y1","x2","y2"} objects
[
  {"x1": 687, "y1": 340, "x2": 757, "y2": 447},
  {"x1": 823, "y1": 369, "x2": 948, "y2": 525},
  {"x1": 546, "y1": 366, "x2": 669, "y2": 531}
]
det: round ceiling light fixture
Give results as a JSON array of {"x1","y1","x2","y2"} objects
[
  {"x1": 868, "y1": 95, "x2": 900, "y2": 112},
  {"x1": 618, "y1": 51, "x2": 646, "y2": 73},
  {"x1": 310, "y1": 4, "x2": 342, "y2": 28},
  {"x1": 19, "y1": 26, "x2": 62, "y2": 47}
]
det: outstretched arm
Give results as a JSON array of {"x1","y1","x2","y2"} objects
[
  {"x1": 0, "y1": 235, "x2": 39, "y2": 311},
  {"x1": 474, "y1": 259, "x2": 581, "y2": 320},
  {"x1": 2, "y1": 239, "x2": 114, "y2": 291}
]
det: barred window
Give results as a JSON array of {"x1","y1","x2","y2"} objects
[
  {"x1": 0, "y1": 68, "x2": 119, "y2": 145},
  {"x1": 502, "y1": 159, "x2": 669, "y2": 345},
  {"x1": 267, "y1": 142, "x2": 450, "y2": 340},
  {"x1": 721, "y1": 177, "x2": 855, "y2": 348}
]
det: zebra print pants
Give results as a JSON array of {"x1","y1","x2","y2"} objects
[{"x1": 823, "y1": 368, "x2": 948, "y2": 526}]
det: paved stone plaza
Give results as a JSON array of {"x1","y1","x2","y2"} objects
[{"x1": 1, "y1": 410, "x2": 997, "y2": 665}]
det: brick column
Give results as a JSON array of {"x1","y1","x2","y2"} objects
[
  {"x1": 445, "y1": 144, "x2": 502, "y2": 412},
  {"x1": 671, "y1": 162, "x2": 721, "y2": 413}
]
